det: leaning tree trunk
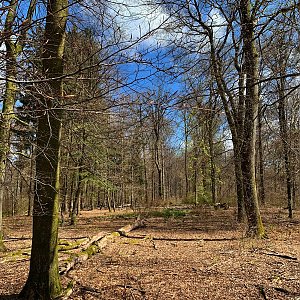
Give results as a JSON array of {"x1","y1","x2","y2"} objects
[
  {"x1": 240, "y1": 0, "x2": 265, "y2": 237},
  {"x1": 19, "y1": 0, "x2": 68, "y2": 298},
  {"x1": 208, "y1": 31, "x2": 245, "y2": 222}
]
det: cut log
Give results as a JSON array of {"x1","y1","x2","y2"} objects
[{"x1": 117, "y1": 218, "x2": 146, "y2": 236}]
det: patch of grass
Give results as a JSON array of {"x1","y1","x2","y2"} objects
[
  {"x1": 114, "y1": 212, "x2": 139, "y2": 219},
  {"x1": 95, "y1": 208, "x2": 188, "y2": 220},
  {"x1": 94, "y1": 212, "x2": 139, "y2": 220},
  {"x1": 146, "y1": 208, "x2": 187, "y2": 219}
]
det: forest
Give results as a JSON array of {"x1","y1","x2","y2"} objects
[{"x1": 0, "y1": 0, "x2": 299, "y2": 299}]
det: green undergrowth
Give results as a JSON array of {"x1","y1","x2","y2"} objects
[
  {"x1": 146, "y1": 208, "x2": 187, "y2": 218},
  {"x1": 100, "y1": 208, "x2": 189, "y2": 220}
]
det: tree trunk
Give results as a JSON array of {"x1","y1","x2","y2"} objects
[
  {"x1": 70, "y1": 129, "x2": 86, "y2": 225},
  {"x1": 232, "y1": 141, "x2": 245, "y2": 222},
  {"x1": 193, "y1": 141, "x2": 199, "y2": 205},
  {"x1": 240, "y1": 0, "x2": 265, "y2": 237},
  {"x1": 257, "y1": 103, "x2": 265, "y2": 205},
  {"x1": 278, "y1": 76, "x2": 293, "y2": 218},
  {"x1": 208, "y1": 27, "x2": 245, "y2": 222},
  {"x1": 142, "y1": 144, "x2": 149, "y2": 205},
  {"x1": 19, "y1": 0, "x2": 68, "y2": 298},
  {"x1": 70, "y1": 171, "x2": 83, "y2": 225},
  {"x1": 183, "y1": 111, "x2": 189, "y2": 201},
  {"x1": 0, "y1": 0, "x2": 18, "y2": 252}
]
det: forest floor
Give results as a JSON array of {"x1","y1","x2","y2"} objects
[{"x1": 0, "y1": 206, "x2": 300, "y2": 299}]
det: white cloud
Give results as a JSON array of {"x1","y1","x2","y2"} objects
[
  {"x1": 208, "y1": 8, "x2": 227, "y2": 41},
  {"x1": 110, "y1": 2, "x2": 228, "y2": 52},
  {"x1": 111, "y1": 0, "x2": 170, "y2": 47}
]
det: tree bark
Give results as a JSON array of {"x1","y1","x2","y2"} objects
[
  {"x1": 1, "y1": 0, "x2": 37, "y2": 251},
  {"x1": 207, "y1": 25, "x2": 245, "y2": 222},
  {"x1": 240, "y1": 0, "x2": 265, "y2": 237},
  {"x1": 19, "y1": 0, "x2": 68, "y2": 298},
  {"x1": 70, "y1": 128, "x2": 86, "y2": 225},
  {"x1": 0, "y1": 0, "x2": 19, "y2": 252},
  {"x1": 183, "y1": 111, "x2": 189, "y2": 201},
  {"x1": 232, "y1": 140, "x2": 245, "y2": 222}
]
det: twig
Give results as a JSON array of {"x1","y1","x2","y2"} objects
[
  {"x1": 261, "y1": 251, "x2": 297, "y2": 260},
  {"x1": 116, "y1": 284, "x2": 146, "y2": 296},
  {"x1": 258, "y1": 285, "x2": 268, "y2": 300}
]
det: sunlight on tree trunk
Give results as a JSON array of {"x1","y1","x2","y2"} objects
[
  {"x1": 19, "y1": 0, "x2": 68, "y2": 298},
  {"x1": 0, "y1": 0, "x2": 18, "y2": 252}
]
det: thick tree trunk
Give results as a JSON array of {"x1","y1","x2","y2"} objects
[
  {"x1": 240, "y1": 0, "x2": 265, "y2": 237},
  {"x1": 19, "y1": 0, "x2": 68, "y2": 298},
  {"x1": 232, "y1": 140, "x2": 244, "y2": 222}
]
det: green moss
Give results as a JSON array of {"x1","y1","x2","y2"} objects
[
  {"x1": 7, "y1": 248, "x2": 31, "y2": 257},
  {"x1": 81, "y1": 245, "x2": 99, "y2": 257},
  {"x1": 58, "y1": 238, "x2": 87, "y2": 251},
  {"x1": 111, "y1": 231, "x2": 120, "y2": 237},
  {"x1": 0, "y1": 240, "x2": 6, "y2": 252},
  {"x1": 122, "y1": 239, "x2": 140, "y2": 245}
]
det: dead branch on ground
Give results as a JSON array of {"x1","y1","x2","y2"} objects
[{"x1": 121, "y1": 235, "x2": 237, "y2": 242}]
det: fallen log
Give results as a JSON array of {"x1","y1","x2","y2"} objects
[
  {"x1": 121, "y1": 234, "x2": 237, "y2": 242},
  {"x1": 116, "y1": 217, "x2": 146, "y2": 236},
  {"x1": 59, "y1": 233, "x2": 117, "y2": 275},
  {"x1": 59, "y1": 218, "x2": 145, "y2": 276}
]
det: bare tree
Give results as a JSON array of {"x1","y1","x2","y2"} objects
[{"x1": 0, "y1": 0, "x2": 36, "y2": 251}]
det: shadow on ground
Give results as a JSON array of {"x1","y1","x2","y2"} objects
[{"x1": 0, "y1": 295, "x2": 18, "y2": 299}]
